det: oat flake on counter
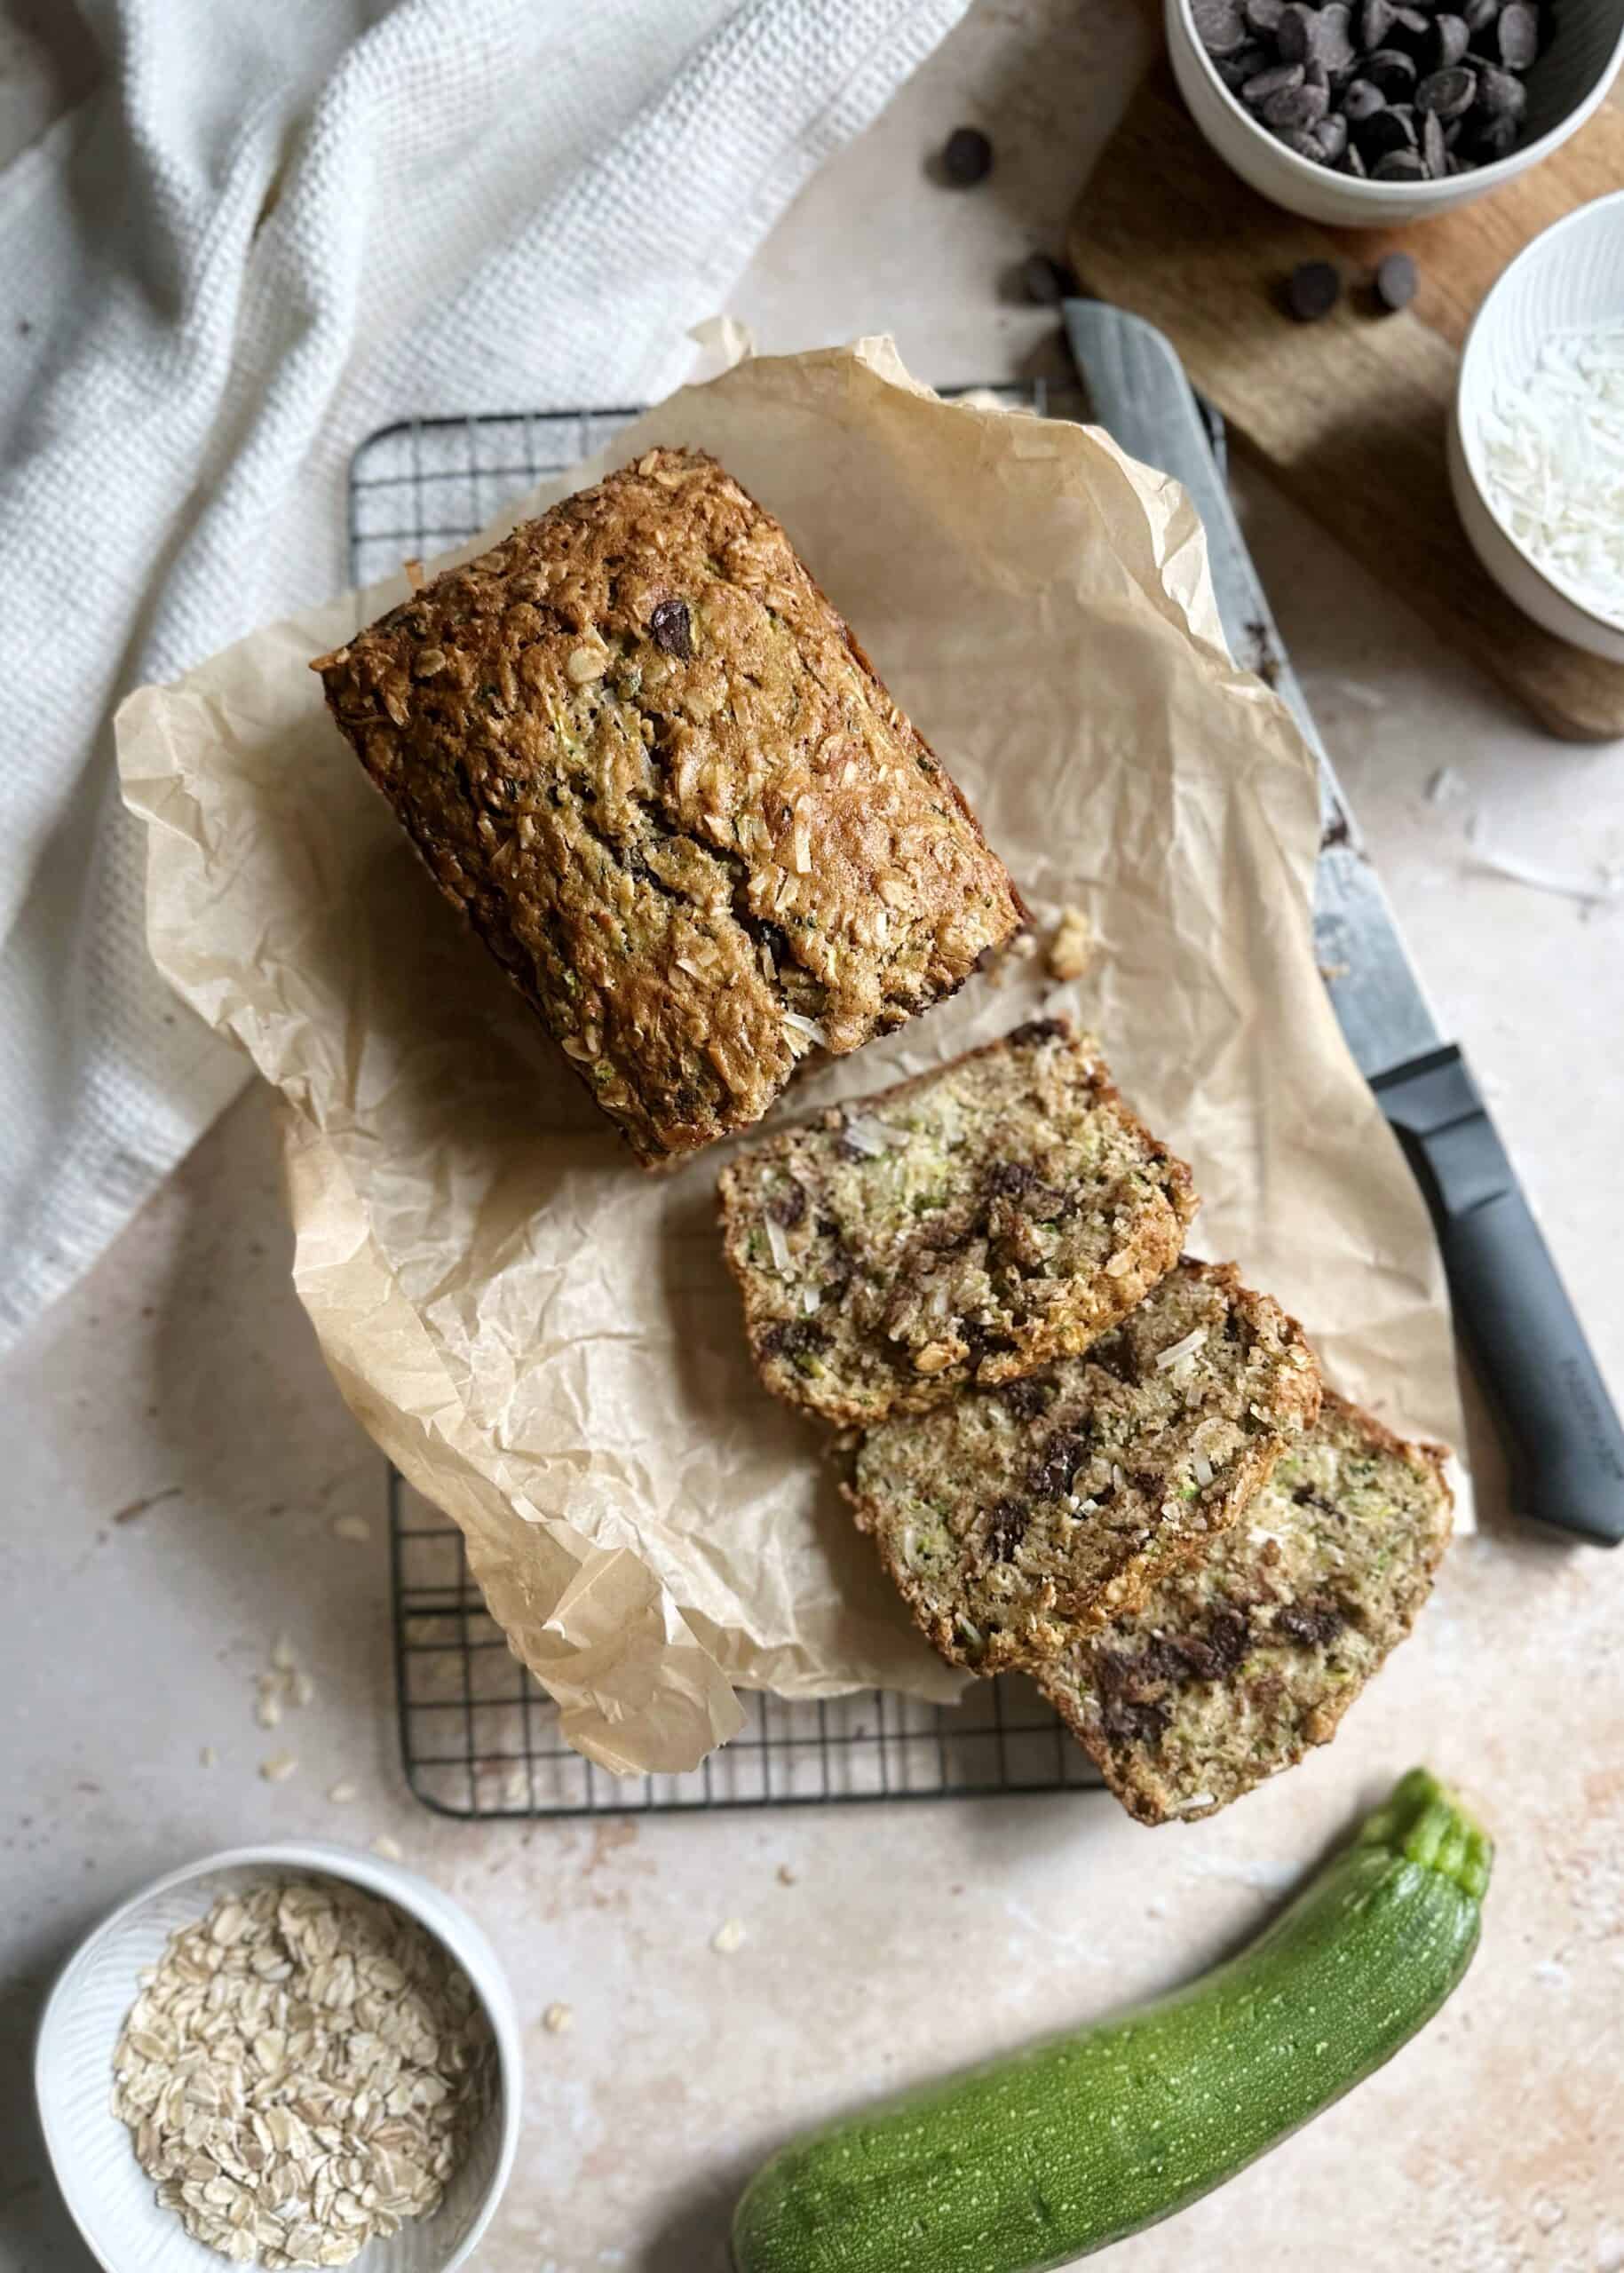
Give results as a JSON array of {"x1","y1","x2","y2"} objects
[{"x1": 112, "y1": 1877, "x2": 495, "y2": 2269}]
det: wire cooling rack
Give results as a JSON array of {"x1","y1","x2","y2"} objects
[{"x1": 356, "y1": 385, "x2": 1102, "y2": 1819}]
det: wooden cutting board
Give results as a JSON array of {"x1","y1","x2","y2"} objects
[{"x1": 1068, "y1": 62, "x2": 1624, "y2": 740}]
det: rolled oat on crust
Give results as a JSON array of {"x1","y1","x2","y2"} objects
[
  {"x1": 1039, "y1": 1390, "x2": 1453, "y2": 1824},
  {"x1": 717, "y1": 1018, "x2": 1197, "y2": 1426},
  {"x1": 314, "y1": 448, "x2": 1025, "y2": 1164},
  {"x1": 850, "y1": 1258, "x2": 1321, "y2": 1675}
]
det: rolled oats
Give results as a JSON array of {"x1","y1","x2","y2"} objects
[{"x1": 113, "y1": 1879, "x2": 495, "y2": 2269}]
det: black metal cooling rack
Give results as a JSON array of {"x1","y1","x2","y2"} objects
[{"x1": 356, "y1": 384, "x2": 1102, "y2": 1819}]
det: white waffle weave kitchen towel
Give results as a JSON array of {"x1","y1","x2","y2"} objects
[{"x1": 0, "y1": 0, "x2": 969, "y2": 1351}]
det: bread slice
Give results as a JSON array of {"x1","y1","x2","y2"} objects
[
  {"x1": 1038, "y1": 1391, "x2": 1453, "y2": 1825},
  {"x1": 849, "y1": 1259, "x2": 1321, "y2": 1675},
  {"x1": 717, "y1": 1018, "x2": 1198, "y2": 1426}
]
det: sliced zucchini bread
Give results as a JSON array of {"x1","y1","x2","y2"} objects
[
  {"x1": 1039, "y1": 1390, "x2": 1454, "y2": 1824},
  {"x1": 849, "y1": 1258, "x2": 1321, "y2": 1675},
  {"x1": 717, "y1": 1018, "x2": 1197, "y2": 1427}
]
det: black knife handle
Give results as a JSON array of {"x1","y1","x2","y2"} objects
[{"x1": 1373, "y1": 1045, "x2": 1624, "y2": 1545}]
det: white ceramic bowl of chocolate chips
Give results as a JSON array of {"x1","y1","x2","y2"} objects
[
  {"x1": 35, "y1": 1842, "x2": 523, "y2": 2273},
  {"x1": 1168, "y1": 0, "x2": 1624, "y2": 227}
]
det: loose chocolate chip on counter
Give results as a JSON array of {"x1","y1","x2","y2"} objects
[
  {"x1": 941, "y1": 125, "x2": 994, "y2": 185},
  {"x1": 1363, "y1": 44, "x2": 1419, "y2": 93},
  {"x1": 1475, "y1": 60, "x2": 1527, "y2": 115},
  {"x1": 1020, "y1": 251, "x2": 1077, "y2": 305},
  {"x1": 1417, "y1": 63, "x2": 1477, "y2": 115},
  {"x1": 1343, "y1": 75, "x2": 1387, "y2": 118},
  {"x1": 1432, "y1": 12, "x2": 1470, "y2": 65},
  {"x1": 649, "y1": 598, "x2": 694, "y2": 659},
  {"x1": 1497, "y1": 0, "x2": 1539, "y2": 67},
  {"x1": 1422, "y1": 107, "x2": 1448, "y2": 171},
  {"x1": 1264, "y1": 80, "x2": 1330, "y2": 127},
  {"x1": 1287, "y1": 257, "x2": 1342, "y2": 321},
  {"x1": 1194, "y1": 0, "x2": 1248, "y2": 51},
  {"x1": 1243, "y1": 59, "x2": 1305, "y2": 100},
  {"x1": 1314, "y1": 110, "x2": 1351, "y2": 159},
  {"x1": 1373, "y1": 249, "x2": 1420, "y2": 310},
  {"x1": 1373, "y1": 146, "x2": 1430, "y2": 176}
]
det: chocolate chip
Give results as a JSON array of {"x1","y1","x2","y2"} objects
[
  {"x1": 1277, "y1": 126, "x2": 1328, "y2": 156},
  {"x1": 1341, "y1": 139, "x2": 1370, "y2": 173},
  {"x1": 1245, "y1": 0, "x2": 1287, "y2": 28},
  {"x1": 1432, "y1": 12, "x2": 1470, "y2": 65},
  {"x1": 1314, "y1": 4, "x2": 1357, "y2": 70},
  {"x1": 1314, "y1": 110, "x2": 1350, "y2": 158},
  {"x1": 766, "y1": 1182, "x2": 806, "y2": 1229},
  {"x1": 1363, "y1": 44, "x2": 1418, "y2": 92},
  {"x1": 1359, "y1": 0, "x2": 1394, "y2": 49},
  {"x1": 1020, "y1": 251, "x2": 1076, "y2": 305},
  {"x1": 1008, "y1": 1018, "x2": 1066, "y2": 1047},
  {"x1": 1358, "y1": 102, "x2": 1417, "y2": 153},
  {"x1": 1373, "y1": 145, "x2": 1429, "y2": 175},
  {"x1": 1027, "y1": 1428, "x2": 1090, "y2": 1501},
  {"x1": 1390, "y1": 5, "x2": 1432, "y2": 37},
  {"x1": 1272, "y1": 1597, "x2": 1346, "y2": 1647},
  {"x1": 985, "y1": 1499, "x2": 1029, "y2": 1563},
  {"x1": 1216, "y1": 41, "x2": 1271, "y2": 85},
  {"x1": 1462, "y1": 0, "x2": 1500, "y2": 28},
  {"x1": 649, "y1": 598, "x2": 693, "y2": 660},
  {"x1": 1497, "y1": 0, "x2": 1538, "y2": 67},
  {"x1": 1276, "y1": 2, "x2": 1322, "y2": 59},
  {"x1": 1417, "y1": 62, "x2": 1476, "y2": 114},
  {"x1": 1287, "y1": 258, "x2": 1342, "y2": 321},
  {"x1": 1263, "y1": 79, "x2": 1329, "y2": 126},
  {"x1": 941, "y1": 125, "x2": 994, "y2": 185},
  {"x1": 1000, "y1": 1376, "x2": 1054, "y2": 1422},
  {"x1": 1195, "y1": 0, "x2": 1248, "y2": 48},
  {"x1": 1421, "y1": 106, "x2": 1448, "y2": 170},
  {"x1": 1242, "y1": 59, "x2": 1305, "y2": 100},
  {"x1": 1089, "y1": 1334, "x2": 1140, "y2": 1386},
  {"x1": 1474, "y1": 60, "x2": 1526, "y2": 115},
  {"x1": 985, "y1": 1160, "x2": 1035, "y2": 1200},
  {"x1": 1373, "y1": 249, "x2": 1420, "y2": 311},
  {"x1": 1343, "y1": 75, "x2": 1387, "y2": 118},
  {"x1": 760, "y1": 1319, "x2": 823, "y2": 1361},
  {"x1": 1471, "y1": 111, "x2": 1519, "y2": 157}
]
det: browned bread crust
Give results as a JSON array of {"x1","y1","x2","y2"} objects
[
  {"x1": 717, "y1": 1018, "x2": 1198, "y2": 1426},
  {"x1": 313, "y1": 449, "x2": 1025, "y2": 1164}
]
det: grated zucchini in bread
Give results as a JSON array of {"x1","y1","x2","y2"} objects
[
  {"x1": 850, "y1": 1258, "x2": 1321, "y2": 1674},
  {"x1": 1039, "y1": 1390, "x2": 1453, "y2": 1823},
  {"x1": 717, "y1": 1018, "x2": 1197, "y2": 1426}
]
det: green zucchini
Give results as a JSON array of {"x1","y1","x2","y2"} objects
[{"x1": 733, "y1": 1768, "x2": 1490, "y2": 2273}]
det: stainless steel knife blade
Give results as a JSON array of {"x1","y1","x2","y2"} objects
[
  {"x1": 1060, "y1": 297, "x2": 1624, "y2": 1545},
  {"x1": 1062, "y1": 298, "x2": 1439, "y2": 1081}
]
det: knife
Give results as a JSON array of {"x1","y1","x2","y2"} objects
[{"x1": 1063, "y1": 298, "x2": 1624, "y2": 1547}]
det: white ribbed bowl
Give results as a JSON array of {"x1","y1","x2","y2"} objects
[
  {"x1": 1168, "y1": 0, "x2": 1624, "y2": 226},
  {"x1": 35, "y1": 1844, "x2": 522, "y2": 2273},
  {"x1": 1451, "y1": 187, "x2": 1624, "y2": 660}
]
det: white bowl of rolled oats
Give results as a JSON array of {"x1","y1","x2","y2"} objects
[{"x1": 35, "y1": 1843, "x2": 522, "y2": 2273}]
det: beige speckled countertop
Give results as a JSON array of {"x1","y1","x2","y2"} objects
[{"x1": 3, "y1": 5, "x2": 1622, "y2": 2269}]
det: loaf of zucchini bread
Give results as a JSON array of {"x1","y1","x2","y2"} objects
[
  {"x1": 850, "y1": 1259, "x2": 1321, "y2": 1675},
  {"x1": 313, "y1": 448, "x2": 1025, "y2": 1165},
  {"x1": 1038, "y1": 1390, "x2": 1453, "y2": 1823},
  {"x1": 717, "y1": 1018, "x2": 1197, "y2": 1425}
]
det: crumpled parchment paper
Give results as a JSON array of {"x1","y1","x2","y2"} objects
[{"x1": 117, "y1": 338, "x2": 1465, "y2": 1774}]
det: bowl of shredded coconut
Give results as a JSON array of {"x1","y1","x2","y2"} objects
[
  {"x1": 35, "y1": 1845, "x2": 521, "y2": 2273},
  {"x1": 1452, "y1": 186, "x2": 1624, "y2": 661}
]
